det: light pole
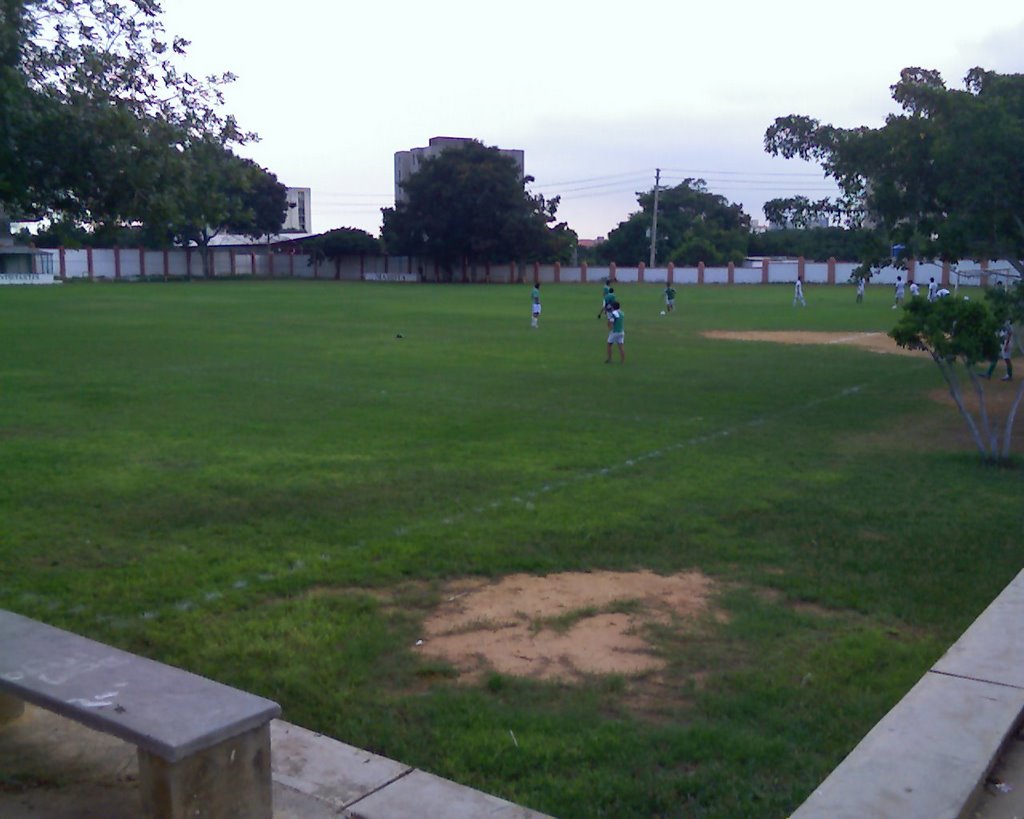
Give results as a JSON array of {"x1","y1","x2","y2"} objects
[{"x1": 649, "y1": 168, "x2": 661, "y2": 268}]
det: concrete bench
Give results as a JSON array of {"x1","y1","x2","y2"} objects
[{"x1": 0, "y1": 609, "x2": 281, "y2": 819}]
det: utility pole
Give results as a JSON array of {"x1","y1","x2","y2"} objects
[{"x1": 648, "y1": 168, "x2": 661, "y2": 268}]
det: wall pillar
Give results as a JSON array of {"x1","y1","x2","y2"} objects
[
  {"x1": 667, "y1": 262, "x2": 674, "y2": 285},
  {"x1": 114, "y1": 247, "x2": 122, "y2": 280},
  {"x1": 697, "y1": 261, "x2": 705, "y2": 285},
  {"x1": 827, "y1": 257, "x2": 836, "y2": 285},
  {"x1": 139, "y1": 247, "x2": 146, "y2": 280},
  {"x1": 229, "y1": 249, "x2": 237, "y2": 276},
  {"x1": 727, "y1": 261, "x2": 735, "y2": 285},
  {"x1": 609, "y1": 261, "x2": 617, "y2": 282},
  {"x1": 533, "y1": 261, "x2": 540, "y2": 284},
  {"x1": 554, "y1": 262, "x2": 561, "y2": 283},
  {"x1": 638, "y1": 262, "x2": 645, "y2": 283},
  {"x1": 943, "y1": 260, "x2": 952, "y2": 288},
  {"x1": 797, "y1": 256, "x2": 806, "y2": 280},
  {"x1": 59, "y1": 247, "x2": 66, "y2": 280},
  {"x1": 162, "y1": 249, "x2": 169, "y2": 281},
  {"x1": 581, "y1": 262, "x2": 588, "y2": 284},
  {"x1": 761, "y1": 258, "x2": 769, "y2": 284}
]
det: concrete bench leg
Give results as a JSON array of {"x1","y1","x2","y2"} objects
[
  {"x1": 0, "y1": 692, "x2": 25, "y2": 724},
  {"x1": 137, "y1": 722, "x2": 273, "y2": 819}
]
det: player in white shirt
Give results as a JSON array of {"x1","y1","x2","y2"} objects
[{"x1": 793, "y1": 277, "x2": 806, "y2": 307}]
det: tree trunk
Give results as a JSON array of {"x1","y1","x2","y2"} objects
[
  {"x1": 1000, "y1": 377, "x2": 1024, "y2": 460},
  {"x1": 965, "y1": 369, "x2": 997, "y2": 458},
  {"x1": 934, "y1": 354, "x2": 988, "y2": 457}
]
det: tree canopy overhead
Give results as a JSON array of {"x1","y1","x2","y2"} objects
[
  {"x1": 2, "y1": 0, "x2": 270, "y2": 241},
  {"x1": 594, "y1": 179, "x2": 751, "y2": 267},
  {"x1": 764, "y1": 67, "x2": 1024, "y2": 274},
  {"x1": 381, "y1": 140, "x2": 571, "y2": 278}
]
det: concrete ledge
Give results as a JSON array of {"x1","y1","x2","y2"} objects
[
  {"x1": 793, "y1": 569, "x2": 1024, "y2": 819},
  {"x1": 270, "y1": 721, "x2": 550, "y2": 818}
]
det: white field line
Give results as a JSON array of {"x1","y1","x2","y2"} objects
[{"x1": 16, "y1": 383, "x2": 870, "y2": 626}]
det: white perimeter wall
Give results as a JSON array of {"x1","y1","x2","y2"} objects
[{"x1": 39, "y1": 248, "x2": 1018, "y2": 287}]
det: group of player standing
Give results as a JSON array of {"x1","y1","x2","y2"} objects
[
  {"x1": 529, "y1": 279, "x2": 633, "y2": 363},
  {"x1": 891, "y1": 275, "x2": 950, "y2": 308}
]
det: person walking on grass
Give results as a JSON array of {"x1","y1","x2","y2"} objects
[
  {"x1": 893, "y1": 275, "x2": 905, "y2": 309},
  {"x1": 531, "y1": 282, "x2": 541, "y2": 328},
  {"x1": 598, "y1": 284, "x2": 616, "y2": 319},
  {"x1": 983, "y1": 320, "x2": 1014, "y2": 381},
  {"x1": 928, "y1": 277, "x2": 938, "y2": 302},
  {"x1": 664, "y1": 284, "x2": 676, "y2": 313},
  {"x1": 856, "y1": 277, "x2": 865, "y2": 303},
  {"x1": 793, "y1": 276, "x2": 806, "y2": 307},
  {"x1": 605, "y1": 300, "x2": 625, "y2": 363}
]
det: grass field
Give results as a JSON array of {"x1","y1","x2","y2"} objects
[{"x1": 1, "y1": 279, "x2": 1021, "y2": 817}]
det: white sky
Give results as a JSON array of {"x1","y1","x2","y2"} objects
[{"x1": 162, "y1": 1, "x2": 1024, "y2": 240}]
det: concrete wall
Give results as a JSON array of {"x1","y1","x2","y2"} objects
[{"x1": 40, "y1": 247, "x2": 1019, "y2": 288}]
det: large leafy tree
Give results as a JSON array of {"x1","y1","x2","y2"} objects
[
  {"x1": 766, "y1": 67, "x2": 1024, "y2": 459},
  {"x1": 764, "y1": 67, "x2": 1024, "y2": 274},
  {"x1": 2, "y1": 0, "x2": 249, "y2": 227},
  {"x1": 595, "y1": 179, "x2": 750, "y2": 266},
  {"x1": 381, "y1": 140, "x2": 565, "y2": 280},
  {"x1": 168, "y1": 139, "x2": 287, "y2": 274}
]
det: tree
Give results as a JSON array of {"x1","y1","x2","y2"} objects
[
  {"x1": 764, "y1": 67, "x2": 1024, "y2": 275},
  {"x1": 2, "y1": 0, "x2": 250, "y2": 226},
  {"x1": 302, "y1": 228, "x2": 381, "y2": 261},
  {"x1": 167, "y1": 139, "x2": 287, "y2": 275},
  {"x1": 381, "y1": 140, "x2": 564, "y2": 280},
  {"x1": 595, "y1": 179, "x2": 751, "y2": 266},
  {"x1": 891, "y1": 286, "x2": 1024, "y2": 461},
  {"x1": 767, "y1": 67, "x2": 1024, "y2": 459}
]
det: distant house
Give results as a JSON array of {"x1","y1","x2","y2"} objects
[
  {"x1": 206, "y1": 186, "x2": 314, "y2": 249},
  {"x1": 0, "y1": 214, "x2": 54, "y2": 278}
]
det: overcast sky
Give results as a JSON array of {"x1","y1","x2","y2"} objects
[{"x1": 162, "y1": 1, "x2": 1024, "y2": 240}]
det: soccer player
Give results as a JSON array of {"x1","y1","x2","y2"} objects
[
  {"x1": 531, "y1": 283, "x2": 541, "y2": 328},
  {"x1": 598, "y1": 283, "x2": 616, "y2": 319},
  {"x1": 793, "y1": 276, "x2": 806, "y2": 307},
  {"x1": 605, "y1": 300, "x2": 625, "y2": 363},
  {"x1": 664, "y1": 284, "x2": 676, "y2": 313},
  {"x1": 856, "y1": 278, "x2": 865, "y2": 303},
  {"x1": 928, "y1": 277, "x2": 938, "y2": 301},
  {"x1": 893, "y1": 276, "x2": 906, "y2": 309},
  {"x1": 984, "y1": 320, "x2": 1014, "y2": 381}
]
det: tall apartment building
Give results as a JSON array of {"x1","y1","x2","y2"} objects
[
  {"x1": 394, "y1": 137, "x2": 525, "y2": 204},
  {"x1": 282, "y1": 187, "x2": 311, "y2": 233}
]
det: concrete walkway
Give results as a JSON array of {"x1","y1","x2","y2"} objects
[
  {"x1": 2, "y1": 570, "x2": 1020, "y2": 818},
  {"x1": 793, "y1": 569, "x2": 1024, "y2": 819}
]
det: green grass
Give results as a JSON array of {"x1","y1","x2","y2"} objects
[{"x1": 1, "y1": 280, "x2": 1021, "y2": 817}]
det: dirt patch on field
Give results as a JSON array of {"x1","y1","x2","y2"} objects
[
  {"x1": 703, "y1": 330, "x2": 927, "y2": 357},
  {"x1": 414, "y1": 570, "x2": 718, "y2": 683}
]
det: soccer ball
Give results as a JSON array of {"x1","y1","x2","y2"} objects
[{"x1": 660, "y1": 310, "x2": 666, "y2": 316}]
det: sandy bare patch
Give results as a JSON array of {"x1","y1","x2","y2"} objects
[
  {"x1": 415, "y1": 570, "x2": 715, "y2": 683},
  {"x1": 703, "y1": 330, "x2": 927, "y2": 357}
]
